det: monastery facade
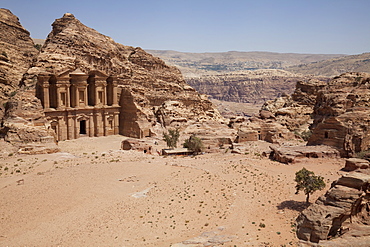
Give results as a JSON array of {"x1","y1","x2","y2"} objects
[{"x1": 36, "y1": 69, "x2": 120, "y2": 141}]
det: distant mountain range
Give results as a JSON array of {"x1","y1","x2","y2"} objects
[
  {"x1": 146, "y1": 50, "x2": 345, "y2": 77},
  {"x1": 147, "y1": 50, "x2": 370, "y2": 104},
  {"x1": 286, "y1": 52, "x2": 370, "y2": 77}
]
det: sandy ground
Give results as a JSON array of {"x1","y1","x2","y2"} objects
[{"x1": 0, "y1": 135, "x2": 345, "y2": 246}]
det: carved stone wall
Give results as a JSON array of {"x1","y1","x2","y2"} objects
[{"x1": 36, "y1": 69, "x2": 119, "y2": 141}]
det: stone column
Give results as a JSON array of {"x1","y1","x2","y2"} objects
[
  {"x1": 66, "y1": 85, "x2": 71, "y2": 108},
  {"x1": 112, "y1": 77, "x2": 118, "y2": 106},
  {"x1": 55, "y1": 85, "x2": 61, "y2": 109},
  {"x1": 67, "y1": 115, "x2": 73, "y2": 140},
  {"x1": 74, "y1": 116, "x2": 78, "y2": 139},
  {"x1": 102, "y1": 83, "x2": 107, "y2": 105},
  {"x1": 89, "y1": 113, "x2": 94, "y2": 137},
  {"x1": 95, "y1": 111, "x2": 101, "y2": 137},
  {"x1": 43, "y1": 84, "x2": 50, "y2": 109},
  {"x1": 114, "y1": 112, "x2": 119, "y2": 134},
  {"x1": 37, "y1": 75, "x2": 51, "y2": 109},
  {"x1": 102, "y1": 111, "x2": 107, "y2": 136}
]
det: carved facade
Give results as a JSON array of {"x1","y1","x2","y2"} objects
[{"x1": 36, "y1": 69, "x2": 120, "y2": 141}]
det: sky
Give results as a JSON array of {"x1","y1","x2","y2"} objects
[{"x1": 2, "y1": 0, "x2": 370, "y2": 54}]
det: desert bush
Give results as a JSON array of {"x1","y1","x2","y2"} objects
[
  {"x1": 183, "y1": 135, "x2": 204, "y2": 154},
  {"x1": 295, "y1": 167, "x2": 325, "y2": 203},
  {"x1": 163, "y1": 128, "x2": 180, "y2": 149},
  {"x1": 294, "y1": 130, "x2": 312, "y2": 141}
]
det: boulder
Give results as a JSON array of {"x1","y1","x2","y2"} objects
[
  {"x1": 296, "y1": 172, "x2": 370, "y2": 245},
  {"x1": 270, "y1": 145, "x2": 340, "y2": 164},
  {"x1": 343, "y1": 158, "x2": 370, "y2": 172},
  {"x1": 2, "y1": 91, "x2": 59, "y2": 153},
  {"x1": 121, "y1": 138, "x2": 154, "y2": 154}
]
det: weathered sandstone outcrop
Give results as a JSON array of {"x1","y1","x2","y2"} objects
[
  {"x1": 234, "y1": 116, "x2": 294, "y2": 144},
  {"x1": 1, "y1": 91, "x2": 59, "y2": 153},
  {"x1": 296, "y1": 172, "x2": 370, "y2": 246},
  {"x1": 269, "y1": 145, "x2": 340, "y2": 164},
  {"x1": 0, "y1": 8, "x2": 38, "y2": 117},
  {"x1": 343, "y1": 158, "x2": 370, "y2": 173},
  {"x1": 24, "y1": 13, "x2": 223, "y2": 138},
  {"x1": 121, "y1": 138, "x2": 154, "y2": 154},
  {"x1": 308, "y1": 72, "x2": 370, "y2": 157},
  {"x1": 260, "y1": 78, "x2": 328, "y2": 133},
  {"x1": 0, "y1": 9, "x2": 58, "y2": 153}
]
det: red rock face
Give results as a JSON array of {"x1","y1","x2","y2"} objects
[
  {"x1": 296, "y1": 172, "x2": 370, "y2": 246},
  {"x1": 0, "y1": 8, "x2": 39, "y2": 120},
  {"x1": 308, "y1": 72, "x2": 370, "y2": 157}
]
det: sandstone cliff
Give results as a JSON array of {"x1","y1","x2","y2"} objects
[
  {"x1": 0, "y1": 8, "x2": 38, "y2": 117},
  {"x1": 296, "y1": 171, "x2": 370, "y2": 246},
  {"x1": 186, "y1": 70, "x2": 310, "y2": 104},
  {"x1": 261, "y1": 72, "x2": 370, "y2": 157},
  {"x1": 260, "y1": 78, "x2": 328, "y2": 132},
  {"x1": 24, "y1": 13, "x2": 223, "y2": 138},
  {"x1": 307, "y1": 72, "x2": 370, "y2": 157},
  {"x1": 0, "y1": 9, "x2": 58, "y2": 153}
]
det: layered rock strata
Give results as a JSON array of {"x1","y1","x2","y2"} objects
[
  {"x1": 260, "y1": 78, "x2": 327, "y2": 132},
  {"x1": 0, "y1": 9, "x2": 57, "y2": 153},
  {"x1": 0, "y1": 8, "x2": 38, "y2": 117},
  {"x1": 1, "y1": 91, "x2": 59, "y2": 153},
  {"x1": 307, "y1": 72, "x2": 370, "y2": 157},
  {"x1": 296, "y1": 172, "x2": 370, "y2": 246},
  {"x1": 186, "y1": 70, "x2": 312, "y2": 104}
]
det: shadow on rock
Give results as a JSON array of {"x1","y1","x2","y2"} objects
[{"x1": 276, "y1": 200, "x2": 309, "y2": 212}]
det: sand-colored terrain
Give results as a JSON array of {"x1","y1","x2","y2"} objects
[{"x1": 0, "y1": 136, "x2": 345, "y2": 246}]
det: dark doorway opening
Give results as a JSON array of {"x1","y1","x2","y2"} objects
[{"x1": 80, "y1": 120, "x2": 87, "y2": 135}]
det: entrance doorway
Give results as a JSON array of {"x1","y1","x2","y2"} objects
[{"x1": 80, "y1": 120, "x2": 87, "y2": 135}]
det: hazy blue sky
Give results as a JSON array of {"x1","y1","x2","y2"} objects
[{"x1": 2, "y1": 0, "x2": 370, "y2": 54}]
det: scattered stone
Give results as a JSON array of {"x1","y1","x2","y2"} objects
[
  {"x1": 171, "y1": 229, "x2": 236, "y2": 247},
  {"x1": 270, "y1": 145, "x2": 340, "y2": 164}
]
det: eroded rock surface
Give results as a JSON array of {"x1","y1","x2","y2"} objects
[
  {"x1": 186, "y1": 70, "x2": 310, "y2": 104},
  {"x1": 0, "y1": 8, "x2": 38, "y2": 118},
  {"x1": 308, "y1": 72, "x2": 370, "y2": 157},
  {"x1": 270, "y1": 145, "x2": 340, "y2": 164},
  {"x1": 261, "y1": 78, "x2": 327, "y2": 133},
  {"x1": 296, "y1": 172, "x2": 370, "y2": 245},
  {"x1": 2, "y1": 91, "x2": 59, "y2": 153}
]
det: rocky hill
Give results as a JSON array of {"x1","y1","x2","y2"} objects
[
  {"x1": 262, "y1": 72, "x2": 370, "y2": 157},
  {"x1": 27, "y1": 13, "x2": 224, "y2": 135},
  {"x1": 0, "y1": 9, "x2": 38, "y2": 117},
  {"x1": 287, "y1": 52, "x2": 370, "y2": 77},
  {"x1": 0, "y1": 9, "x2": 57, "y2": 153},
  {"x1": 0, "y1": 10, "x2": 226, "y2": 152}
]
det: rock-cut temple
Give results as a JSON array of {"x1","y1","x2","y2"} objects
[{"x1": 36, "y1": 69, "x2": 120, "y2": 141}]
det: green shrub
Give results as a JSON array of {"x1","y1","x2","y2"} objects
[
  {"x1": 163, "y1": 128, "x2": 180, "y2": 149},
  {"x1": 295, "y1": 167, "x2": 325, "y2": 203},
  {"x1": 183, "y1": 135, "x2": 204, "y2": 154}
]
